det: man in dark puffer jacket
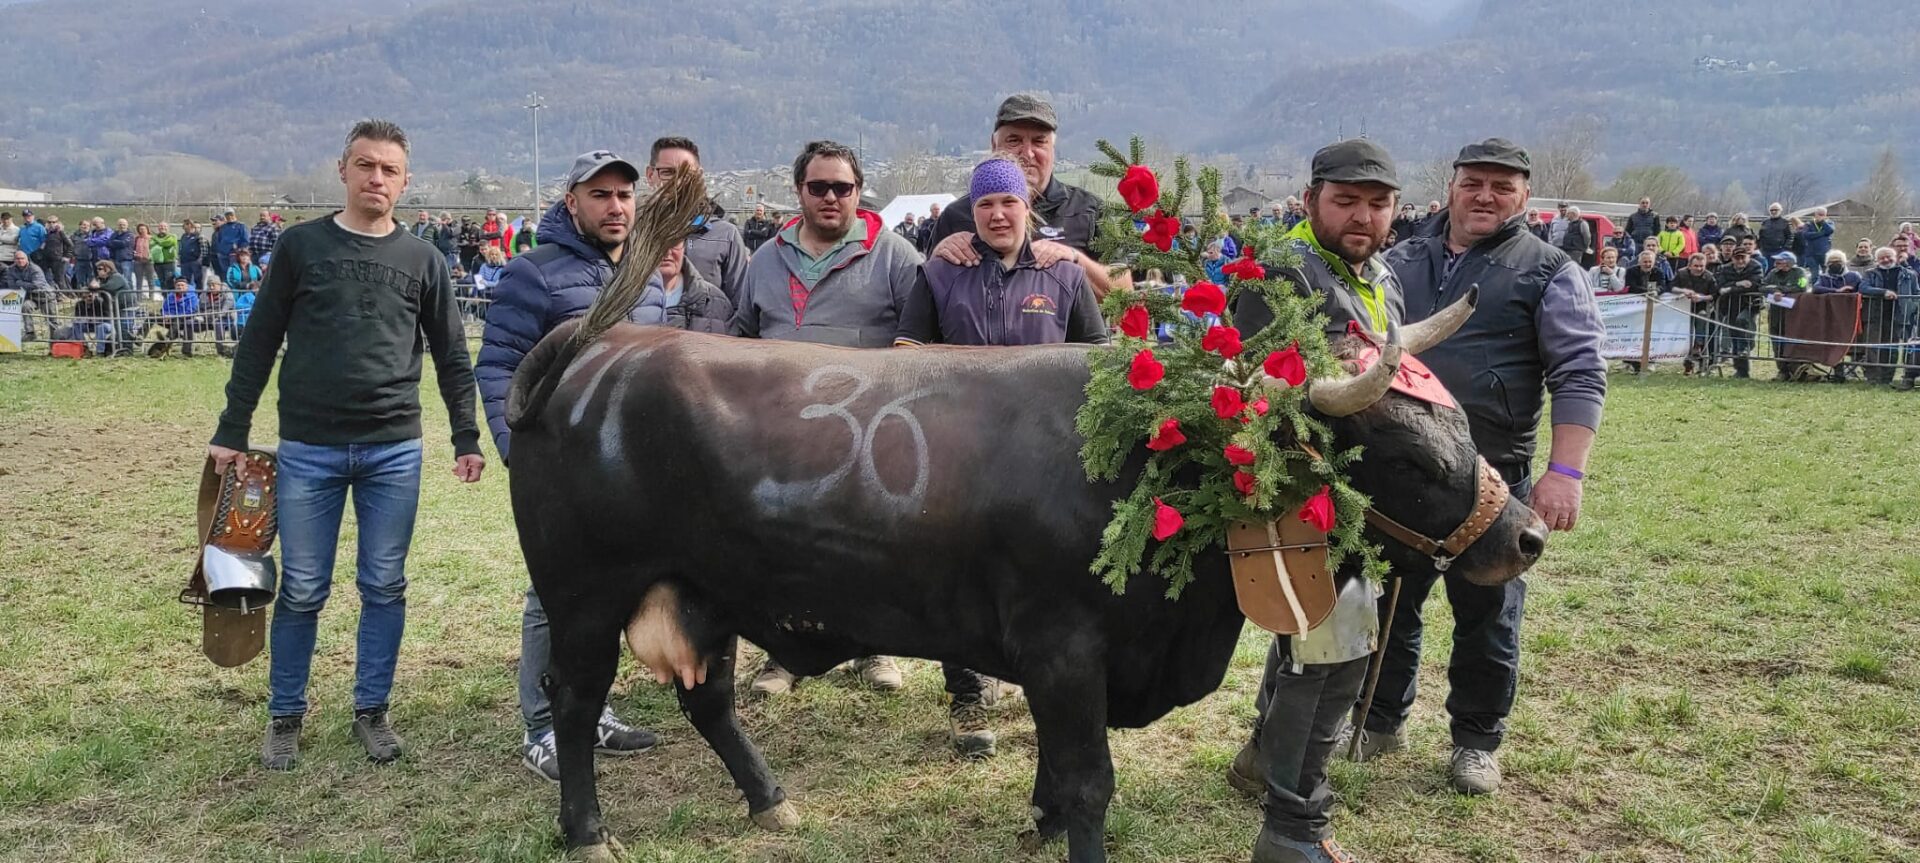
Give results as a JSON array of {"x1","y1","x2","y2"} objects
[{"x1": 475, "y1": 150, "x2": 680, "y2": 783}]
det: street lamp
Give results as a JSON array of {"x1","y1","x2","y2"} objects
[{"x1": 525, "y1": 92, "x2": 545, "y2": 212}]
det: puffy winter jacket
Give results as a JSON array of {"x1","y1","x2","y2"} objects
[
  {"x1": 162, "y1": 290, "x2": 200, "y2": 317},
  {"x1": 178, "y1": 230, "x2": 204, "y2": 264},
  {"x1": 475, "y1": 201, "x2": 668, "y2": 460},
  {"x1": 1798, "y1": 220, "x2": 1834, "y2": 266},
  {"x1": 1756, "y1": 217, "x2": 1793, "y2": 255}
]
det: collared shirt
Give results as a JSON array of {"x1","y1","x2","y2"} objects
[{"x1": 781, "y1": 218, "x2": 869, "y2": 288}]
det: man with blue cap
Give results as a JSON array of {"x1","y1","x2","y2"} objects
[{"x1": 1761, "y1": 250, "x2": 1810, "y2": 380}]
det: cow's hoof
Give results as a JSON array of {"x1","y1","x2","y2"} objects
[
  {"x1": 569, "y1": 838, "x2": 624, "y2": 863},
  {"x1": 750, "y1": 800, "x2": 801, "y2": 831}
]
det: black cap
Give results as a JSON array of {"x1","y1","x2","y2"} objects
[
  {"x1": 1453, "y1": 137, "x2": 1532, "y2": 176},
  {"x1": 564, "y1": 149, "x2": 640, "y2": 189},
  {"x1": 995, "y1": 93, "x2": 1057, "y2": 131},
  {"x1": 1310, "y1": 138, "x2": 1400, "y2": 190}
]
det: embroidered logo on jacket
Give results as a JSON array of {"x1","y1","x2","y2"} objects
[{"x1": 1019, "y1": 293, "x2": 1059, "y2": 315}]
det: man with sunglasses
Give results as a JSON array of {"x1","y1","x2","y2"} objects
[
  {"x1": 926, "y1": 93, "x2": 1114, "y2": 300},
  {"x1": 731, "y1": 139, "x2": 924, "y2": 696},
  {"x1": 648, "y1": 136, "x2": 750, "y2": 305}
]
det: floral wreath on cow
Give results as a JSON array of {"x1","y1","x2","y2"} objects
[{"x1": 1077, "y1": 138, "x2": 1385, "y2": 598}]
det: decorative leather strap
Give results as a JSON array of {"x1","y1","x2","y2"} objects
[{"x1": 1362, "y1": 457, "x2": 1510, "y2": 570}]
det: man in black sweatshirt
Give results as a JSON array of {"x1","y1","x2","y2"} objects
[{"x1": 207, "y1": 120, "x2": 485, "y2": 772}]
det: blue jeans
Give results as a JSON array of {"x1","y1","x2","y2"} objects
[
  {"x1": 268, "y1": 439, "x2": 423, "y2": 718},
  {"x1": 519, "y1": 586, "x2": 555, "y2": 736}
]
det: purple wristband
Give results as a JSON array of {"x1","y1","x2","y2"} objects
[{"x1": 1548, "y1": 462, "x2": 1585, "y2": 481}]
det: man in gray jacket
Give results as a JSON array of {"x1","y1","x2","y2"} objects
[
  {"x1": 731, "y1": 140, "x2": 923, "y2": 693},
  {"x1": 648, "y1": 136, "x2": 751, "y2": 305},
  {"x1": 1358, "y1": 138, "x2": 1606, "y2": 797}
]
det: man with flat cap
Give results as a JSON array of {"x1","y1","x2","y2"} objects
[
  {"x1": 926, "y1": 92, "x2": 1115, "y2": 299},
  {"x1": 477, "y1": 149, "x2": 667, "y2": 782},
  {"x1": 1226, "y1": 138, "x2": 1406, "y2": 863},
  {"x1": 1357, "y1": 139, "x2": 1606, "y2": 796}
]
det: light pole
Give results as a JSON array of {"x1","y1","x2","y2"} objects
[{"x1": 525, "y1": 92, "x2": 545, "y2": 212}]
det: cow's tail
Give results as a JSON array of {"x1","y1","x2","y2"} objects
[{"x1": 506, "y1": 169, "x2": 712, "y2": 433}]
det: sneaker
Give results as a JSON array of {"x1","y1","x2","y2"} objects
[
  {"x1": 1226, "y1": 740, "x2": 1264, "y2": 797},
  {"x1": 1333, "y1": 717, "x2": 1404, "y2": 763},
  {"x1": 595, "y1": 707, "x2": 659, "y2": 755},
  {"x1": 1252, "y1": 830, "x2": 1359, "y2": 863},
  {"x1": 522, "y1": 729, "x2": 560, "y2": 783},
  {"x1": 854, "y1": 656, "x2": 903, "y2": 691},
  {"x1": 351, "y1": 708, "x2": 405, "y2": 764},
  {"x1": 949, "y1": 699, "x2": 996, "y2": 758},
  {"x1": 1450, "y1": 746, "x2": 1501, "y2": 796},
  {"x1": 751, "y1": 659, "x2": 796, "y2": 697},
  {"x1": 261, "y1": 716, "x2": 301, "y2": 771}
]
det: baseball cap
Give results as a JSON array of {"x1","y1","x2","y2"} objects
[
  {"x1": 1453, "y1": 138, "x2": 1532, "y2": 176},
  {"x1": 1310, "y1": 138, "x2": 1401, "y2": 190},
  {"x1": 1771, "y1": 251, "x2": 1797, "y2": 264},
  {"x1": 994, "y1": 93, "x2": 1057, "y2": 131},
  {"x1": 564, "y1": 150, "x2": 641, "y2": 189}
]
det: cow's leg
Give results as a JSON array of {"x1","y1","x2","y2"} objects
[
  {"x1": 1024, "y1": 663, "x2": 1114, "y2": 863},
  {"x1": 546, "y1": 600, "x2": 628, "y2": 860},
  {"x1": 1020, "y1": 743, "x2": 1071, "y2": 851},
  {"x1": 675, "y1": 635, "x2": 795, "y2": 829}
]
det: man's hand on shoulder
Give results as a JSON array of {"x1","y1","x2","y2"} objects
[
  {"x1": 932, "y1": 232, "x2": 982, "y2": 267},
  {"x1": 1030, "y1": 240, "x2": 1078, "y2": 270}
]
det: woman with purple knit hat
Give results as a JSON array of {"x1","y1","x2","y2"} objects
[
  {"x1": 892, "y1": 154, "x2": 1107, "y2": 760},
  {"x1": 894, "y1": 154, "x2": 1108, "y2": 350}
]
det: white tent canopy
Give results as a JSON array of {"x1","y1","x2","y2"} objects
[{"x1": 877, "y1": 193, "x2": 956, "y2": 230}]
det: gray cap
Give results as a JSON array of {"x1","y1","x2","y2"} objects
[
  {"x1": 564, "y1": 149, "x2": 640, "y2": 189},
  {"x1": 1453, "y1": 137, "x2": 1531, "y2": 176},
  {"x1": 1310, "y1": 138, "x2": 1400, "y2": 190},
  {"x1": 995, "y1": 93, "x2": 1058, "y2": 131}
]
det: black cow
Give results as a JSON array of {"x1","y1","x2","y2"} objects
[{"x1": 505, "y1": 295, "x2": 1544, "y2": 863}]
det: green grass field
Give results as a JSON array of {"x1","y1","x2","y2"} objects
[{"x1": 1, "y1": 358, "x2": 1915, "y2": 863}]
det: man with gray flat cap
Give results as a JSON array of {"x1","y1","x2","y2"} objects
[
  {"x1": 1225, "y1": 138, "x2": 1407, "y2": 863},
  {"x1": 926, "y1": 92, "x2": 1114, "y2": 299},
  {"x1": 1358, "y1": 138, "x2": 1606, "y2": 797}
]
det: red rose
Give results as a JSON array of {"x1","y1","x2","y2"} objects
[
  {"x1": 1142, "y1": 211, "x2": 1181, "y2": 251},
  {"x1": 1200, "y1": 325, "x2": 1243, "y2": 358},
  {"x1": 1182, "y1": 281, "x2": 1227, "y2": 317},
  {"x1": 1128, "y1": 349, "x2": 1165, "y2": 390},
  {"x1": 1297, "y1": 485, "x2": 1336, "y2": 532},
  {"x1": 1221, "y1": 257, "x2": 1267, "y2": 281},
  {"x1": 1145, "y1": 417, "x2": 1186, "y2": 451},
  {"x1": 1211, "y1": 385, "x2": 1245, "y2": 419},
  {"x1": 1224, "y1": 444, "x2": 1256, "y2": 466},
  {"x1": 1152, "y1": 497, "x2": 1184, "y2": 540},
  {"x1": 1233, "y1": 470, "x2": 1258, "y2": 497},
  {"x1": 1117, "y1": 165, "x2": 1160, "y2": 212},
  {"x1": 1118, "y1": 304, "x2": 1151, "y2": 339},
  {"x1": 1263, "y1": 342, "x2": 1307, "y2": 387}
]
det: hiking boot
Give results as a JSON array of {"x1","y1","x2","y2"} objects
[
  {"x1": 854, "y1": 656, "x2": 903, "y2": 691},
  {"x1": 975, "y1": 676, "x2": 1023, "y2": 708},
  {"x1": 1226, "y1": 740, "x2": 1264, "y2": 797},
  {"x1": 595, "y1": 706, "x2": 658, "y2": 755},
  {"x1": 261, "y1": 716, "x2": 301, "y2": 771},
  {"x1": 1450, "y1": 746, "x2": 1501, "y2": 796},
  {"x1": 751, "y1": 659, "x2": 796, "y2": 697},
  {"x1": 522, "y1": 729, "x2": 560, "y2": 783},
  {"x1": 351, "y1": 707, "x2": 405, "y2": 764},
  {"x1": 949, "y1": 699, "x2": 996, "y2": 758},
  {"x1": 1252, "y1": 830, "x2": 1360, "y2": 863},
  {"x1": 1333, "y1": 718, "x2": 1404, "y2": 763}
]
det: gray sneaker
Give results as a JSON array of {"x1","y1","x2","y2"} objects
[
  {"x1": 594, "y1": 706, "x2": 659, "y2": 755},
  {"x1": 522, "y1": 730, "x2": 560, "y2": 783},
  {"x1": 351, "y1": 708, "x2": 404, "y2": 764},
  {"x1": 1333, "y1": 717, "x2": 1405, "y2": 763},
  {"x1": 1450, "y1": 746, "x2": 1501, "y2": 795},
  {"x1": 261, "y1": 716, "x2": 301, "y2": 771}
]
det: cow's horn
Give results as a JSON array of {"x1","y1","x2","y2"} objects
[
  {"x1": 1399, "y1": 286, "x2": 1478, "y2": 355},
  {"x1": 1308, "y1": 344, "x2": 1404, "y2": 417}
]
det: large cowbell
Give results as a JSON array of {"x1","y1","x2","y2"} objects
[{"x1": 182, "y1": 449, "x2": 281, "y2": 666}]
